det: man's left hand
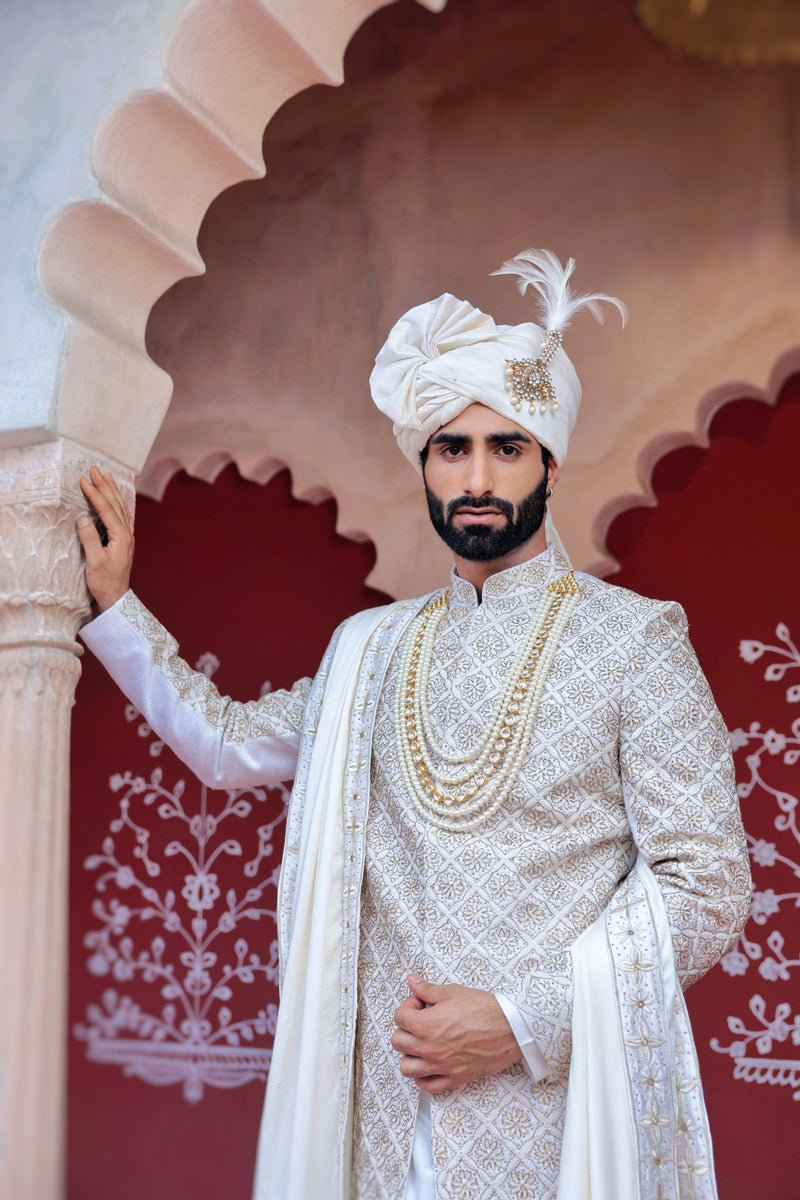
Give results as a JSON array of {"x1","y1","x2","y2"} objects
[{"x1": 391, "y1": 974, "x2": 520, "y2": 1094}]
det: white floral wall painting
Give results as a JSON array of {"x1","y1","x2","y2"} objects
[
  {"x1": 711, "y1": 622, "x2": 800, "y2": 1097},
  {"x1": 74, "y1": 653, "x2": 288, "y2": 1103}
]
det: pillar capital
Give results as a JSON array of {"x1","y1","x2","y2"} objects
[{"x1": 0, "y1": 438, "x2": 135, "y2": 655}]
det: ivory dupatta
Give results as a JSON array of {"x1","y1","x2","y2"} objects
[
  {"x1": 251, "y1": 601, "x2": 415, "y2": 1200},
  {"x1": 558, "y1": 858, "x2": 718, "y2": 1200}
]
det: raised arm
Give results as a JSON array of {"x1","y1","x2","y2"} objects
[{"x1": 77, "y1": 467, "x2": 312, "y2": 789}]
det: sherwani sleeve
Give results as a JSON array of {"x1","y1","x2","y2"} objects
[
  {"x1": 506, "y1": 600, "x2": 751, "y2": 1079},
  {"x1": 80, "y1": 590, "x2": 314, "y2": 789},
  {"x1": 619, "y1": 601, "x2": 751, "y2": 985}
]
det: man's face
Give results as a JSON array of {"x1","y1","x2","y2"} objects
[{"x1": 422, "y1": 403, "x2": 556, "y2": 563}]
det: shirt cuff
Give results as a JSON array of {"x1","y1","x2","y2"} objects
[
  {"x1": 495, "y1": 991, "x2": 550, "y2": 1082},
  {"x1": 79, "y1": 588, "x2": 134, "y2": 641}
]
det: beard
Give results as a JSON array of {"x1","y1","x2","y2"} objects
[{"x1": 424, "y1": 473, "x2": 549, "y2": 562}]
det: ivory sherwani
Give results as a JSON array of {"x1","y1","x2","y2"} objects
[{"x1": 81, "y1": 546, "x2": 750, "y2": 1200}]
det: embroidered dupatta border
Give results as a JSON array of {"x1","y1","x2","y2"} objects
[{"x1": 607, "y1": 866, "x2": 717, "y2": 1200}]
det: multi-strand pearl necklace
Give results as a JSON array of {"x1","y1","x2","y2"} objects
[{"x1": 395, "y1": 571, "x2": 580, "y2": 832}]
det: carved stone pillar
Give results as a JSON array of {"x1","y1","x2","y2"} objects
[{"x1": 0, "y1": 438, "x2": 133, "y2": 1200}]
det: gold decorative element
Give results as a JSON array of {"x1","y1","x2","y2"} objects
[
  {"x1": 395, "y1": 571, "x2": 580, "y2": 830},
  {"x1": 505, "y1": 329, "x2": 563, "y2": 415},
  {"x1": 636, "y1": 0, "x2": 800, "y2": 66}
]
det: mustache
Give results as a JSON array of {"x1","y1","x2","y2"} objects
[{"x1": 446, "y1": 495, "x2": 514, "y2": 523}]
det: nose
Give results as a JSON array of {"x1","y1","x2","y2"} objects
[{"x1": 463, "y1": 448, "x2": 494, "y2": 498}]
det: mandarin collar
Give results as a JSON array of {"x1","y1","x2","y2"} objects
[{"x1": 448, "y1": 545, "x2": 573, "y2": 612}]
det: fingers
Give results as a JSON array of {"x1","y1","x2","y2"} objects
[
  {"x1": 397, "y1": 1053, "x2": 430, "y2": 1078},
  {"x1": 105, "y1": 470, "x2": 133, "y2": 528},
  {"x1": 416, "y1": 1075, "x2": 454, "y2": 1095},
  {"x1": 393, "y1": 994, "x2": 424, "y2": 1029},
  {"x1": 76, "y1": 514, "x2": 103, "y2": 562},
  {"x1": 391, "y1": 1027, "x2": 432, "y2": 1056},
  {"x1": 408, "y1": 974, "x2": 444, "y2": 1004},
  {"x1": 80, "y1": 467, "x2": 133, "y2": 535},
  {"x1": 393, "y1": 1004, "x2": 430, "y2": 1039},
  {"x1": 76, "y1": 466, "x2": 136, "y2": 612},
  {"x1": 396, "y1": 1051, "x2": 455, "y2": 1094}
]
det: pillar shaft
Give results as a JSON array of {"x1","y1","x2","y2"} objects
[{"x1": 0, "y1": 439, "x2": 133, "y2": 1200}]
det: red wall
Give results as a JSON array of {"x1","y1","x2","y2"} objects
[
  {"x1": 606, "y1": 374, "x2": 800, "y2": 1200},
  {"x1": 69, "y1": 377, "x2": 800, "y2": 1198}
]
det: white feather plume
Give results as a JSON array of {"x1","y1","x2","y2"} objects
[{"x1": 491, "y1": 248, "x2": 627, "y2": 333}]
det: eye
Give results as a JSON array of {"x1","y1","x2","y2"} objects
[
  {"x1": 496, "y1": 443, "x2": 521, "y2": 458},
  {"x1": 440, "y1": 444, "x2": 465, "y2": 458}
]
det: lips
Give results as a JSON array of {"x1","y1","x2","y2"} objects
[{"x1": 456, "y1": 508, "x2": 503, "y2": 524}]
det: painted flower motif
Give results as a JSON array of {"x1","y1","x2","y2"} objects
[
  {"x1": 763, "y1": 729, "x2": 787, "y2": 755},
  {"x1": 195, "y1": 652, "x2": 220, "y2": 678},
  {"x1": 728, "y1": 727, "x2": 749, "y2": 752},
  {"x1": 768, "y1": 1011, "x2": 791, "y2": 1043},
  {"x1": 750, "y1": 839, "x2": 778, "y2": 868},
  {"x1": 750, "y1": 890, "x2": 780, "y2": 924},
  {"x1": 111, "y1": 958, "x2": 136, "y2": 982},
  {"x1": 720, "y1": 949, "x2": 749, "y2": 977},
  {"x1": 183, "y1": 964, "x2": 213, "y2": 997},
  {"x1": 712, "y1": 621, "x2": 800, "y2": 1092},
  {"x1": 739, "y1": 640, "x2": 765, "y2": 664},
  {"x1": 87, "y1": 952, "x2": 111, "y2": 976},
  {"x1": 181, "y1": 871, "x2": 221, "y2": 912},
  {"x1": 107, "y1": 902, "x2": 132, "y2": 934},
  {"x1": 758, "y1": 957, "x2": 783, "y2": 982}
]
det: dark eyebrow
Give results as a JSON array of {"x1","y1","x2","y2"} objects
[
  {"x1": 430, "y1": 430, "x2": 533, "y2": 448},
  {"x1": 485, "y1": 431, "x2": 532, "y2": 446},
  {"x1": 431, "y1": 432, "x2": 471, "y2": 447}
]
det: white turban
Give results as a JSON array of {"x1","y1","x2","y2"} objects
[{"x1": 370, "y1": 250, "x2": 625, "y2": 472}]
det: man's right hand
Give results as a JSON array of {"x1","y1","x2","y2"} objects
[{"x1": 76, "y1": 466, "x2": 135, "y2": 612}]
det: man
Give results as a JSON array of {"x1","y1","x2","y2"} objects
[{"x1": 77, "y1": 250, "x2": 750, "y2": 1200}]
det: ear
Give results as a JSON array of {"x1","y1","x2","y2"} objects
[{"x1": 547, "y1": 457, "x2": 559, "y2": 490}]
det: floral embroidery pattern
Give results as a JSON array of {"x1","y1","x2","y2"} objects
[{"x1": 711, "y1": 622, "x2": 800, "y2": 1097}]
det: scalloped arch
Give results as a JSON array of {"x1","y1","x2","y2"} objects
[
  {"x1": 36, "y1": 0, "x2": 445, "y2": 468},
  {"x1": 589, "y1": 345, "x2": 800, "y2": 579}
]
